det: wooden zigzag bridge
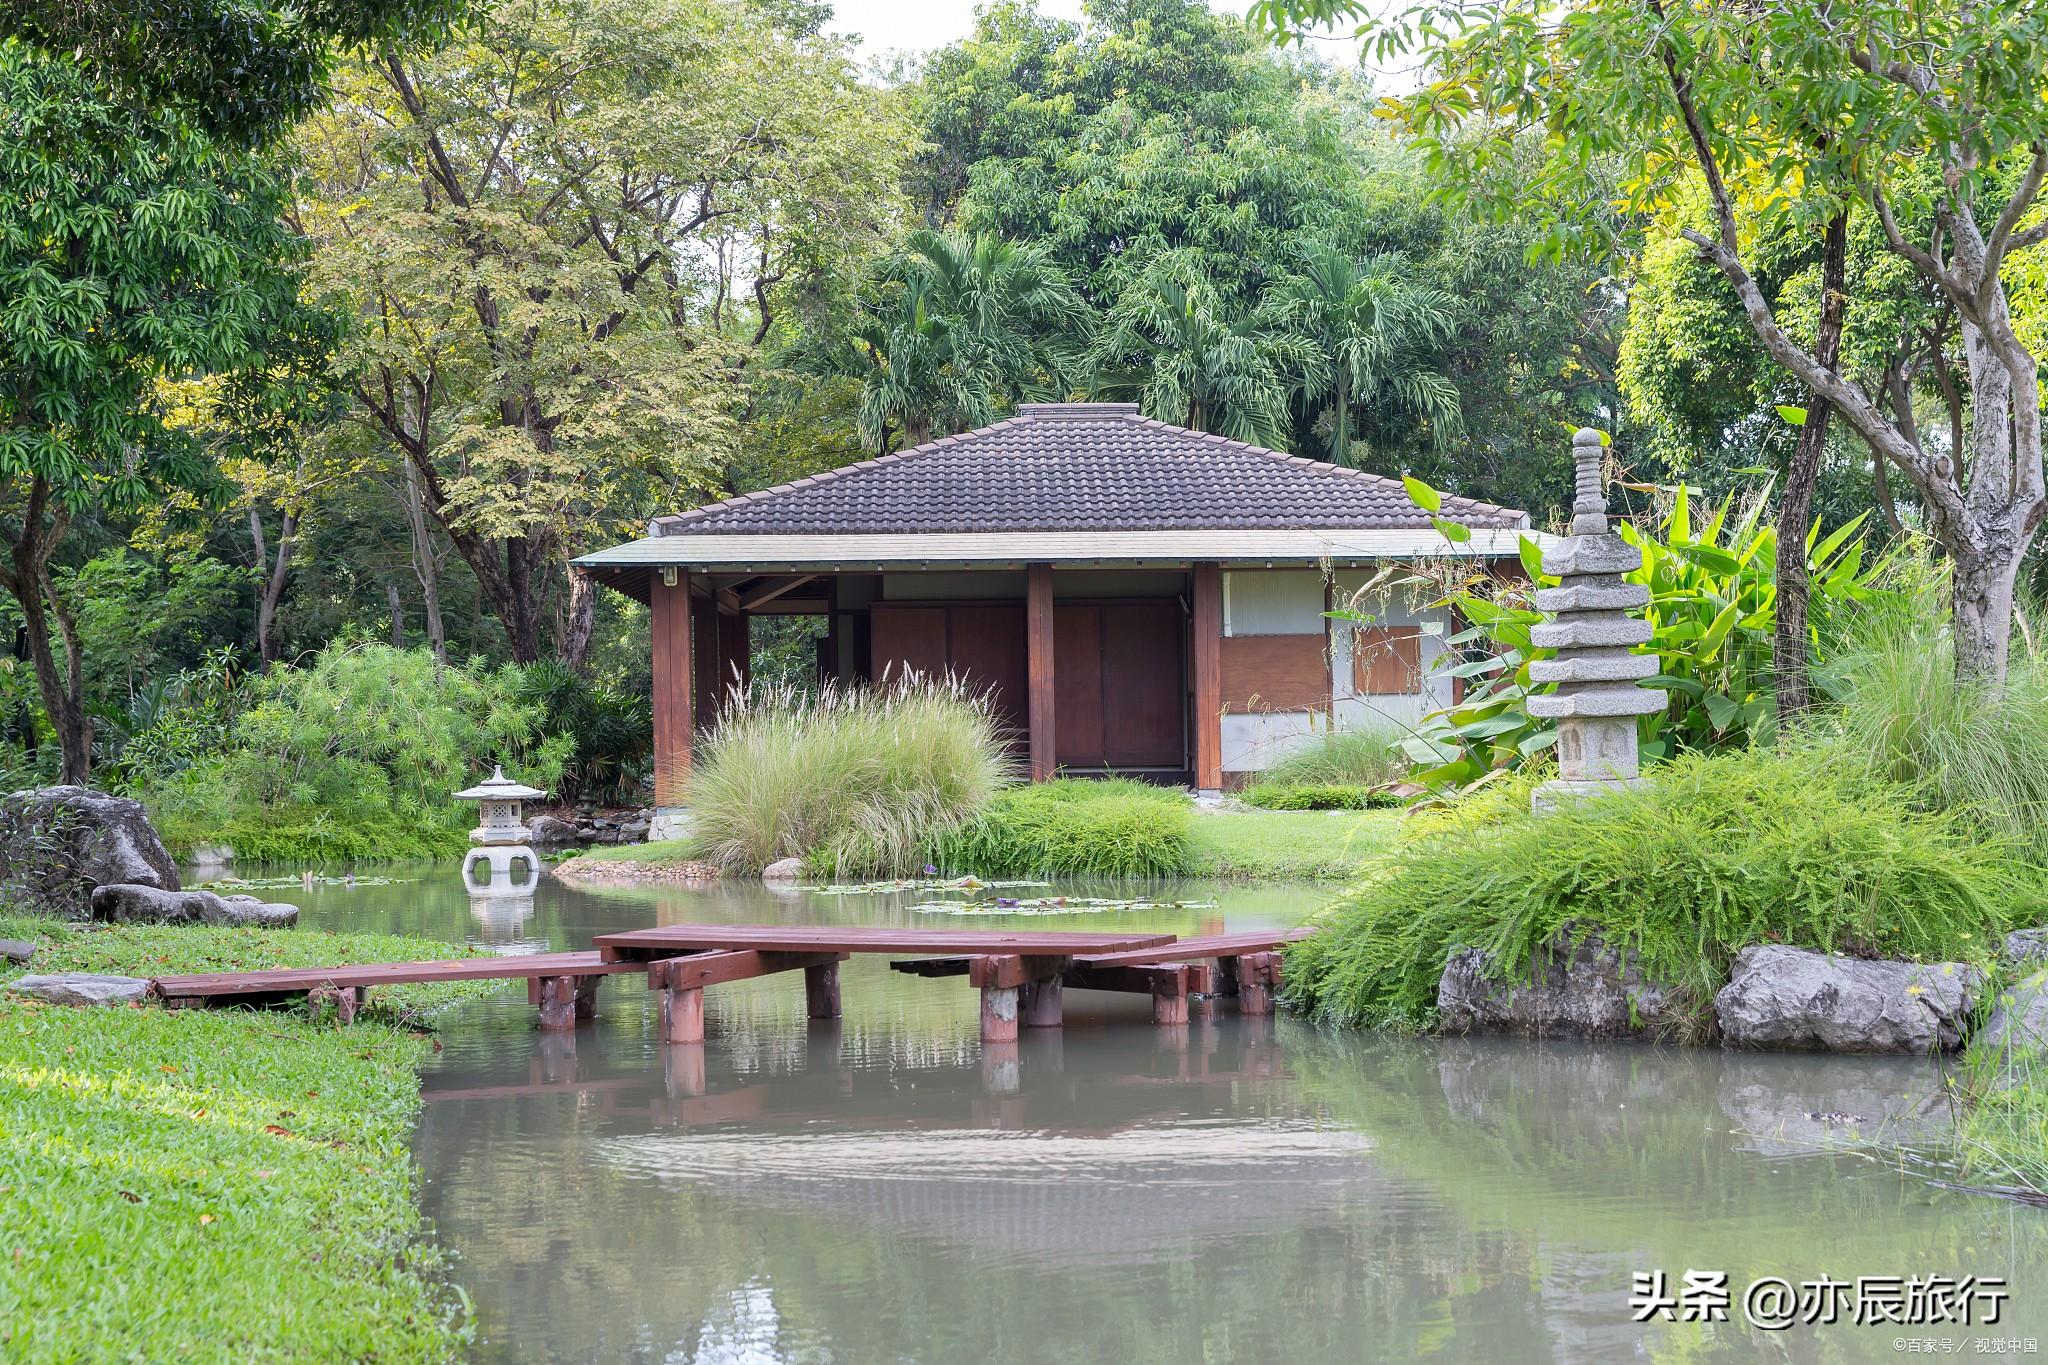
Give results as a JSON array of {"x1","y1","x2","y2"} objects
[{"x1": 151, "y1": 924, "x2": 1310, "y2": 1043}]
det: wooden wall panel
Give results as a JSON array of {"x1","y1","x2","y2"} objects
[
  {"x1": 1351, "y1": 626, "x2": 1422, "y2": 696},
  {"x1": 1100, "y1": 602, "x2": 1183, "y2": 766},
  {"x1": 868, "y1": 606, "x2": 948, "y2": 683},
  {"x1": 951, "y1": 605, "x2": 1029, "y2": 737},
  {"x1": 1220, "y1": 634, "x2": 1330, "y2": 713},
  {"x1": 1053, "y1": 605, "x2": 1105, "y2": 767}
]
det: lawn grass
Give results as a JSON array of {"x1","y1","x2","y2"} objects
[
  {"x1": 0, "y1": 917, "x2": 490, "y2": 1362},
  {"x1": 1183, "y1": 807, "x2": 1404, "y2": 880}
]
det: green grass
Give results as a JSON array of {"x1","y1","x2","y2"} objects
[
  {"x1": 556, "y1": 837, "x2": 703, "y2": 866},
  {"x1": 1261, "y1": 722, "x2": 1408, "y2": 787},
  {"x1": 1943, "y1": 967, "x2": 2048, "y2": 1203},
  {"x1": 1236, "y1": 781, "x2": 1405, "y2": 811},
  {"x1": 927, "y1": 778, "x2": 1191, "y2": 878},
  {"x1": 1284, "y1": 745, "x2": 2039, "y2": 1030},
  {"x1": 0, "y1": 918, "x2": 490, "y2": 1361},
  {"x1": 1184, "y1": 808, "x2": 1402, "y2": 880}
]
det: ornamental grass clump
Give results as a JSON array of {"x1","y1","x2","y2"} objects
[
  {"x1": 689, "y1": 674, "x2": 1013, "y2": 876},
  {"x1": 1261, "y1": 721, "x2": 1408, "y2": 788},
  {"x1": 927, "y1": 777, "x2": 1192, "y2": 877},
  {"x1": 1283, "y1": 745, "x2": 2038, "y2": 1031}
]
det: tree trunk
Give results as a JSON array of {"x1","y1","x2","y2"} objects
[
  {"x1": 249, "y1": 506, "x2": 296, "y2": 665},
  {"x1": 0, "y1": 479, "x2": 89, "y2": 782},
  {"x1": 388, "y1": 582, "x2": 406, "y2": 648},
  {"x1": 1947, "y1": 297, "x2": 2044, "y2": 681},
  {"x1": 1954, "y1": 535, "x2": 2027, "y2": 681},
  {"x1": 402, "y1": 459, "x2": 446, "y2": 664},
  {"x1": 1773, "y1": 212, "x2": 1849, "y2": 726},
  {"x1": 559, "y1": 568, "x2": 597, "y2": 672}
]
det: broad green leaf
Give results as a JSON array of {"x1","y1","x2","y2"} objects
[{"x1": 1402, "y1": 475, "x2": 1442, "y2": 513}]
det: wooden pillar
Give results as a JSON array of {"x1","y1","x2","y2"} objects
[
  {"x1": 662, "y1": 981, "x2": 705, "y2": 1044},
  {"x1": 1020, "y1": 977, "x2": 1063, "y2": 1028},
  {"x1": 651, "y1": 571, "x2": 693, "y2": 806},
  {"x1": 537, "y1": 975, "x2": 580, "y2": 1031},
  {"x1": 804, "y1": 962, "x2": 841, "y2": 1019},
  {"x1": 573, "y1": 976, "x2": 602, "y2": 1022},
  {"x1": 1192, "y1": 562, "x2": 1223, "y2": 792},
  {"x1": 691, "y1": 593, "x2": 720, "y2": 730},
  {"x1": 1026, "y1": 563, "x2": 1056, "y2": 781},
  {"x1": 1150, "y1": 967, "x2": 1190, "y2": 1026},
  {"x1": 718, "y1": 609, "x2": 751, "y2": 698},
  {"x1": 1234, "y1": 951, "x2": 1279, "y2": 1016}
]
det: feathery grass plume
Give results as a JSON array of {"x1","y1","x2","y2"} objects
[
  {"x1": 688, "y1": 672, "x2": 1014, "y2": 876},
  {"x1": 1283, "y1": 744, "x2": 2037, "y2": 1031}
]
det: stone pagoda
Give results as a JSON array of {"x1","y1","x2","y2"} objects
[{"x1": 1525, "y1": 429, "x2": 1665, "y2": 811}]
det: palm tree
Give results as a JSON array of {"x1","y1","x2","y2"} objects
[
  {"x1": 1091, "y1": 265, "x2": 1297, "y2": 449},
  {"x1": 846, "y1": 231, "x2": 1088, "y2": 452},
  {"x1": 1264, "y1": 242, "x2": 1464, "y2": 466}
]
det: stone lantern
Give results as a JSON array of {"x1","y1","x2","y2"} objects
[
  {"x1": 1525, "y1": 429, "x2": 1667, "y2": 811},
  {"x1": 454, "y1": 765, "x2": 546, "y2": 892}
]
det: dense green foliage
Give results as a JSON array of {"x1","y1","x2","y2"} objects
[
  {"x1": 928, "y1": 778, "x2": 1192, "y2": 879},
  {"x1": 142, "y1": 644, "x2": 564, "y2": 862},
  {"x1": 0, "y1": 919, "x2": 488, "y2": 1361},
  {"x1": 690, "y1": 678, "x2": 1012, "y2": 876},
  {"x1": 1261, "y1": 723, "x2": 1408, "y2": 788},
  {"x1": 1284, "y1": 746, "x2": 2034, "y2": 1030},
  {"x1": 1391, "y1": 480, "x2": 1895, "y2": 790}
]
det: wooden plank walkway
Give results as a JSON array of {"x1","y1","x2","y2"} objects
[{"x1": 149, "y1": 924, "x2": 1301, "y2": 1040}]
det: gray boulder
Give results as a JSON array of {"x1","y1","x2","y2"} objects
[
  {"x1": 761, "y1": 857, "x2": 806, "y2": 885},
  {"x1": 1436, "y1": 928, "x2": 1693, "y2": 1040},
  {"x1": 1715, "y1": 946, "x2": 1980, "y2": 1053},
  {"x1": 1971, "y1": 968, "x2": 2048, "y2": 1086},
  {"x1": 526, "y1": 814, "x2": 581, "y2": 846},
  {"x1": 90, "y1": 883, "x2": 298, "y2": 928},
  {"x1": 0, "y1": 786, "x2": 179, "y2": 917},
  {"x1": 2004, "y1": 927, "x2": 2048, "y2": 966},
  {"x1": 0, "y1": 938, "x2": 34, "y2": 966},
  {"x1": 7, "y1": 973, "x2": 151, "y2": 1006}
]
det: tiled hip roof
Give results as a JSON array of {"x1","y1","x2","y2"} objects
[{"x1": 654, "y1": 404, "x2": 1526, "y2": 536}]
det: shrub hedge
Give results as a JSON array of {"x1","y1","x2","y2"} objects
[{"x1": 927, "y1": 778, "x2": 1192, "y2": 878}]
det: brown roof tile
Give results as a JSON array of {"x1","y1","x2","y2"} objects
[{"x1": 655, "y1": 404, "x2": 1526, "y2": 536}]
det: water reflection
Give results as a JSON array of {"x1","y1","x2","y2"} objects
[{"x1": 279, "y1": 865, "x2": 2047, "y2": 1364}]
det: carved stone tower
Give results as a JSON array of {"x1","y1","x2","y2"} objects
[{"x1": 1526, "y1": 429, "x2": 1665, "y2": 810}]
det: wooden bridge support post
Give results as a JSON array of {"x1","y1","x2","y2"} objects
[
  {"x1": 537, "y1": 975, "x2": 582, "y2": 1031},
  {"x1": 655, "y1": 961, "x2": 707, "y2": 1045},
  {"x1": 1020, "y1": 977, "x2": 1063, "y2": 1028},
  {"x1": 574, "y1": 976, "x2": 602, "y2": 1022},
  {"x1": 1234, "y1": 952, "x2": 1279, "y2": 1016},
  {"x1": 1149, "y1": 967, "x2": 1190, "y2": 1026},
  {"x1": 309, "y1": 984, "x2": 364, "y2": 1025},
  {"x1": 804, "y1": 962, "x2": 842, "y2": 1019}
]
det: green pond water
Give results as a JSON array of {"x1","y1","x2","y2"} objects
[{"x1": 279, "y1": 863, "x2": 2048, "y2": 1364}]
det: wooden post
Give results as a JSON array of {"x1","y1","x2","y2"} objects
[
  {"x1": 970, "y1": 953, "x2": 1068, "y2": 1040},
  {"x1": 1192, "y1": 562, "x2": 1223, "y2": 792},
  {"x1": 980, "y1": 984, "x2": 1021, "y2": 1042},
  {"x1": 804, "y1": 962, "x2": 841, "y2": 1019},
  {"x1": 1020, "y1": 977, "x2": 1064, "y2": 1028},
  {"x1": 1234, "y1": 951, "x2": 1279, "y2": 1016},
  {"x1": 1027, "y1": 563, "x2": 1056, "y2": 781},
  {"x1": 719, "y1": 609, "x2": 751, "y2": 699},
  {"x1": 658, "y1": 960, "x2": 706, "y2": 1044},
  {"x1": 537, "y1": 975, "x2": 579, "y2": 1031},
  {"x1": 1150, "y1": 967, "x2": 1190, "y2": 1026},
  {"x1": 651, "y1": 570, "x2": 693, "y2": 806},
  {"x1": 573, "y1": 976, "x2": 602, "y2": 1022}
]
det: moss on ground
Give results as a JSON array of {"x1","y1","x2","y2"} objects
[{"x1": 0, "y1": 917, "x2": 491, "y2": 1362}]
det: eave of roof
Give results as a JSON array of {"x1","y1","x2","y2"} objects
[{"x1": 575, "y1": 527, "x2": 1545, "y2": 575}]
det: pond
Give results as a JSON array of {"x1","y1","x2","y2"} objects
[{"x1": 277, "y1": 863, "x2": 2047, "y2": 1363}]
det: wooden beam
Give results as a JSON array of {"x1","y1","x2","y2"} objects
[
  {"x1": 1027, "y1": 563, "x2": 1056, "y2": 780},
  {"x1": 739, "y1": 574, "x2": 818, "y2": 610},
  {"x1": 1192, "y1": 563, "x2": 1223, "y2": 790},
  {"x1": 651, "y1": 570, "x2": 693, "y2": 805},
  {"x1": 647, "y1": 949, "x2": 845, "y2": 991}
]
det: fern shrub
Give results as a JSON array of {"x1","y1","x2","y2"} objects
[
  {"x1": 689, "y1": 676, "x2": 1013, "y2": 876},
  {"x1": 1283, "y1": 745, "x2": 2038, "y2": 1031},
  {"x1": 926, "y1": 778, "x2": 1192, "y2": 878}
]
